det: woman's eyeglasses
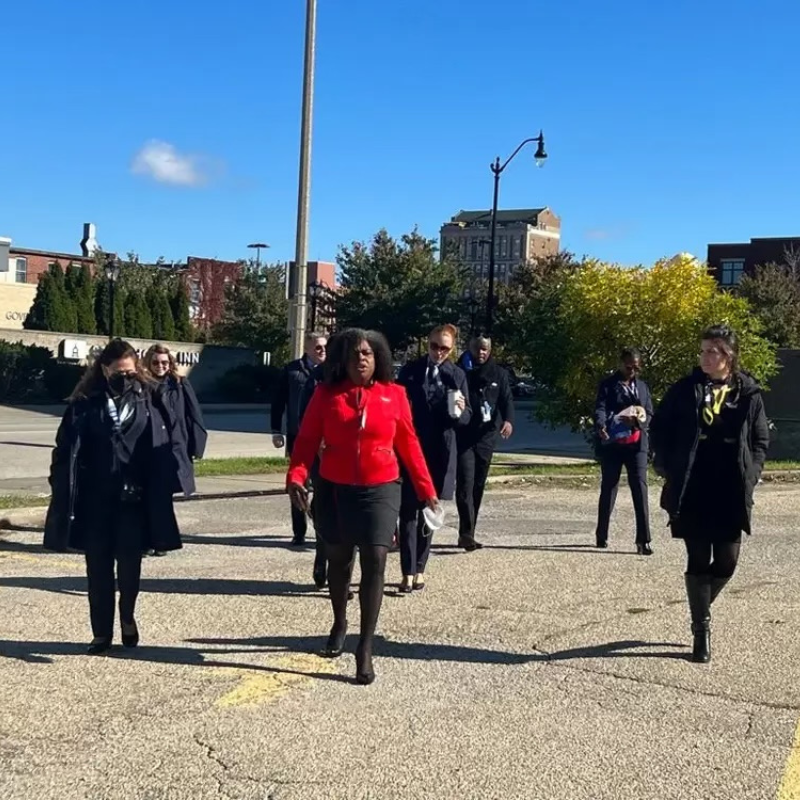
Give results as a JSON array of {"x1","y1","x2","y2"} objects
[
  {"x1": 152, "y1": 360, "x2": 170, "y2": 367},
  {"x1": 429, "y1": 343, "x2": 451, "y2": 354}
]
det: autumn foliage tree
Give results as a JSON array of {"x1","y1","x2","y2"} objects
[{"x1": 500, "y1": 254, "x2": 778, "y2": 430}]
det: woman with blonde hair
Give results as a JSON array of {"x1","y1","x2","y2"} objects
[{"x1": 44, "y1": 339, "x2": 181, "y2": 654}]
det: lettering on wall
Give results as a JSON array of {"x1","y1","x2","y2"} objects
[
  {"x1": 5, "y1": 311, "x2": 29, "y2": 322},
  {"x1": 82, "y1": 342, "x2": 201, "y2": 366}
]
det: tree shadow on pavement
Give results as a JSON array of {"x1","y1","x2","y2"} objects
[
  {"x1": 0, "y1": 575, "x2": 325, "y2": 598},
  {"x1": 181, "y1": 533, "x2": 300, "y2": 550},
  {"x1": 482, "y1": 544, "x2": 640, "y2": 556},
  {"x1": 0, "y1": 638, "x2": 352, "y2": 683}
]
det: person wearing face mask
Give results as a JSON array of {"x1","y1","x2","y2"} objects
[
  {"x1": 272, "y1": 332, "x2": 328, "y2": 546},
  {"x1": 593, "y1": 346, "x2": 654, "y2": 555},
  {"x1": 144, "y1": 344, "x2": 207, "y2": 556},
  {"x1": 43, "y1": 339, "x2": 182, "y2": 655},
  {"x1": 287, "y1": 329, "x2": 437, "y2": 684},
  {"x1": 396, "y1": 324, "x2": 471, "y2": 592},
  {"x1": 651, "y1": 326, "x2": 769, "y2": 663},
  {"x1": 455, "y1": 336, "x2": 514, "y2": 551}
]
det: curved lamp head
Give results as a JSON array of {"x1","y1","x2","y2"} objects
[{"x1": 534, "y1": 131, "x2": 547, "y2": 168}]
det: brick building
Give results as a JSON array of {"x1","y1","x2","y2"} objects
[
  {"x1": 707, "y1": 236, "x2": 800, "y2": 287},
  {"x1": 440, "y1": 207, "x2": 561, "y2": 285}
]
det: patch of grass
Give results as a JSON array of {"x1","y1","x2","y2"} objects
[
  {"x1": 0, "y1": 495, "x2": 50, "y2": 510},
  {"x1": 490, "y1": 463, "x2": 599, "y2": 477},
  {"x1": 194, "y1": 457, "x2": 288, "y2": 477}
]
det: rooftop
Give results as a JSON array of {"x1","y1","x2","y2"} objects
[{"x1": 448, "y1": 208, "x2": 547, "y2": 226}]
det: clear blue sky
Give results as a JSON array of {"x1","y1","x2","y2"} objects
[{"x1": 2, "y1": 0, "x2": 798, "y2": 266}]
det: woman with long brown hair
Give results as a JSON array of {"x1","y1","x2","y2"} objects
[
  {"x1": 651, "y1": 325, "x2": 769, "y2": 663},
  {"x1": 44, "y1": 339, "x2": 182, "y2": 654}
]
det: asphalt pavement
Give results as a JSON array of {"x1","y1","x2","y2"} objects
[
  {"x1": 0, "y1": 403, "x2": 592, "y2": 483},
  {"x1": 1, "y1": 484, "x2": 799, "y2": 799}
]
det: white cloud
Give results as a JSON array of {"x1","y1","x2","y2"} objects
[{"x1": 131, "y1": 140, "x2": 211, "y2": 187}]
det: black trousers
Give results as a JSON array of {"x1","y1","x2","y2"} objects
[
  {"x1": 84, "y1": 504, "x2": 146, "y2": 639},
  {"x1": 595, "y1": 446, "x2": 650, "y2": 543},
  {"x1": 398, "y1": 500, "x2": 432, "y2": 577},
  {"x1": 287, "y1": 434, "x2": 308, "y2": 540},
  {"x1": 456, "y1": 444, "x2": 494, "y2": 541}
]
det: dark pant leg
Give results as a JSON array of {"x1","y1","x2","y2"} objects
[
  {"x1": 286, "y1": 435, "x2": 308, "y2": 540},
  {"x1": 416, "y1": 512, "x2": 433, "y2": 573},
  {"x1": 471, "y1": 447, "x2": 494, "y2": 532},
  {"x1": 117, "y1": 552, "x2": 142, "y2": 623},
  {"x1": 85, "y1": 547, "x2": 116, "y2": 639},
  {"x1": 398, "y1": 482, "x2": 419, "y2": 576},
  {"x1": 456, "y1": 447, "x2": 477, "y2": 539},
  {"x1": 684, "y1": 538, "x2": 713, "y2": 575},
  {"x1": 596, "y1": 449, "x2": 624, "y2": 541},
  {"x1": 624, "y1": 449, "x2": 651, "y2": 543}
]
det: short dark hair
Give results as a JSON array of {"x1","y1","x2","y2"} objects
[
  {"x1": 323, "y1": 328, "x2": 394, "y2": 385},
  {"x1": 702, "y1": 324, "x2": 739, "y2": 372},
  {"x1": 620, "y1": 346, "x2": 642, "y2": 362}
]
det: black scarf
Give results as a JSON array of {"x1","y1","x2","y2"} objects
[{"x1": 104, "y1": 378, "x2": 150, "y2": 473}]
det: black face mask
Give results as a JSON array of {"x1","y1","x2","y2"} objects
[{"x1": 107, "y1": 372, "x2": 135, "y2": 396}]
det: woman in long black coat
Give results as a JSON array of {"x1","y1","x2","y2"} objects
[
  {"x1": 651, "y1": 325, "x2": 769, "y2": 663},
  {"x1": 44, "y1": 339, "x2": 184, "y2": 655}
]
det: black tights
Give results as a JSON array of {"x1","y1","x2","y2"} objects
[
  {"x1": 326, "y1": 543, "x2": 388, "y2": 663},
  {"x1": 684, "y1": 539, "x2": 741, "y2": 578}
]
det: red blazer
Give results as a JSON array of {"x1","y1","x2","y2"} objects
[{"x1": 286, "y1": 379, "x2": 436, "y2": 501}]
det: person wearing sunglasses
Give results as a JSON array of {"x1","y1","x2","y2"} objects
[
  {"x1": 396, "y1": 324, "x2": 471, "y2": 592},
  {"x1": 455, "y1": 335, "x2": 515, "y2": 551},
  {"x1": 651, "y1": 325, "x2": 769, "y2": 663},
  {"x1": 144, "y1": 344, "x2": 207, "y2": 556},
  {"x1": 43, "y1": 339, "x2": 182, "y2": 654},
  {"x1": 287, "y1": 329, "x2": 437, "y2": 684},
  {"x1": 593, "y1": 346, "x2": 654, "y2": 555},
  {"x1": 271, "y1": 332, "x2": 328, "y2": 545}
]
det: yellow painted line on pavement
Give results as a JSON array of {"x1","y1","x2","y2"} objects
[
  {"x1": 778, "y1": 719, "x2": 800, "y2": 800},
  {"x1": 215, "y1": 653, "x2": 338, "y2": 708},
  {"x1": 0, "y1": 551, "x2": 82, "y2": 571}
]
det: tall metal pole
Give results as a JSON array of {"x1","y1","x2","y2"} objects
[
  {"x1": 290, "y1": 0, "x2": 317, "y2": 359},
  {"x1": 486, "y1": 160, "x2": 501, "y2": 335},
  {"x1": 109, "y1": 279, "x2": 115, "y2": 341}
]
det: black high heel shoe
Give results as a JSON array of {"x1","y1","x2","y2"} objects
[
  {"x1": 322, "y1": 622, "x2": 347, "y2": 658},
  {"x1": 121, "y1": 619, "x2": 139, "y2": 648},
  {"x1": 355, "y1": 642, "x2": 375, "y2": 685},
  {"x1": 87, "y1": 637, "x2": 112, "y2": 656},
  {"x1": 636, "y1": 543, "x2": 654, "y2": 556}
]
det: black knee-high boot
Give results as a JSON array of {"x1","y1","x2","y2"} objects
[
  {"x1": 685, "y1": 573, "x2": 711, "y2": 663},
  {"x1": 710, "y1": 575, "x2": 731, "y2": 605}
]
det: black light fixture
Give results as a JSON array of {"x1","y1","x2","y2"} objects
[
  {"x1": 533, "y1": 130, "x2": 547, "y2": 167},
  {"x1": 247, "y1": 242, "x2": 270, "y2": 269},
  {"x1": 308, "y1": 280, "x2": 325, "y2": 331}
]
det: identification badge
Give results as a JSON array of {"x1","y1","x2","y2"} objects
[{"x1": 482, "y1": 402, "x2": 492, "y2": 423}]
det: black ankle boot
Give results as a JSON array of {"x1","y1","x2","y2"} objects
[
  {"x1": 121, "y1": 619, "x2": 139, "y2": 649},
  {"x1": 685, "y1": 573, "x2": 712, "y2": 663},
  {"x1": 87, "y1": 636, "x2": 112, "y2": 656}
]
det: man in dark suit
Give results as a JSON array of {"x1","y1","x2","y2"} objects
[
  {"x1": 456, "y1": 335, "x2": 515, "y2": 551},
  {"x1": 593, "y1": 346, "x2": 654, "y2": 555},
  {"x1": 271, "y1": 331, "x2": 327, "y2": 545},
  {"x1": 397, "y1": 324, "x2": 471, "y2": 592}
]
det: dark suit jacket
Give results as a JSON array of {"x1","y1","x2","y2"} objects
[
  {"x1": 593, "y1": 373, "x2": 654, "y2": 455},
  {"x1": 397, "y1": 358, "x2": 471, "y2": 501}
]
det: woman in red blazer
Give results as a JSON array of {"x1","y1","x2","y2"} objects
[{"x1": 287, "y1": 328, "x2": 438, "y2": 685}]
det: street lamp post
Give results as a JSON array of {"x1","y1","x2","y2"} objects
[
  {"x1": 247, "y1": 242, "x2": 270, "y2": 269},
  {"x1": 308, "y1": 280, "x2": 323, "y2": 331},
  {"x1": 485, "y1": 131, "x2": 547, "y2": 334},
  {"x1": 104, "y1": 255, "x2": 121, "y2": 340},
  {"x1": 289, "y1": 0, "x2": 318, "y2": 359}
]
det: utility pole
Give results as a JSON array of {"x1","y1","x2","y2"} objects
[{"x1": 289, "y1": 0, "x2": 317, "y2": 359}]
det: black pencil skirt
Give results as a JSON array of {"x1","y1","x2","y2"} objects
[{"x1": 314, "y1": 477, "x2": 401, "y2": 548}]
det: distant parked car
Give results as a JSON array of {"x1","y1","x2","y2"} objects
[{"x1": 500, "y1": 364, "x2": 537, "y2": 398}]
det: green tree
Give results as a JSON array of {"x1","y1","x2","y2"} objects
[
  {"x1": 65, "y1": 262, "x2": 97, "y2": 334},
  {"x1": 735, "y1": 262, "x2": 800, "y2": 348},
  {"x1": 148, "y1": 279, "x2": 176, "y2": 341},
  {"x1": 171, "y1": 280, "x2": 194, "y2": 342},
  {"x1": 24, "y1": 263, "x2": 76, "y2": 332},
  {"x1": 124, "y1": 291, "x2": 153, "y2": 339},
  {"x1": 335, "y1": 228, "x2": 469, "y2": 352},
  {"x1": 211, "y1": 264, "x2": 289, "y2": 358},
  {"x1": 504, "y1": 254, "x2": 779, "y2": 430}
]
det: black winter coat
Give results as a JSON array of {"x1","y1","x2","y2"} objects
[
  {"x1": 593, "y1": 373, "x2": 654, "y2": 455},
  {"x1": 650, "y1": 369, "x2": 770, "y2": 534},
  {"x1": 271, "y1": 357, "x2": 317, "y2": 437},
  {"x1": 397, "y1": 358, "x2": 471, "y2": 501},
  {"x1": 43, "y1": 386, "x2": 182, "y2": 553},
  {"x1": 157, "y1": 376, "x2": 207, "y2": 496},
  {"x1": 457, "y1": 358, "x2": 515, "y2": 452}
]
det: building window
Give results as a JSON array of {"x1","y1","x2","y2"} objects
[
  {"x1": 15, "y1": 258, "x2": 27, "y2": 283},
  {"x1": 720, "y1": 259, "x2": 745, "y2": 286}
]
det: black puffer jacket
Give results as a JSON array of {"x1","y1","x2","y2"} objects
[{"x1": 650, "y1": 369, "x2": 770, "y2": 534}]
